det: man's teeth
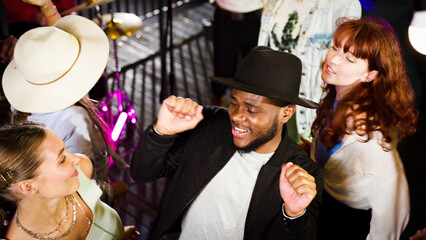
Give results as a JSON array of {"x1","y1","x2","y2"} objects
[
  {"x1": 235, "y1": 127, "x2": 249, "y2": 133},
  {"x1": 328, "y1": 66, "x2": 334, "y2": 73}
]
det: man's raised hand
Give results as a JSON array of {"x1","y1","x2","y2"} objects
[{"x1": 154, "y1": 95, "x2": 204, "y2": 135}]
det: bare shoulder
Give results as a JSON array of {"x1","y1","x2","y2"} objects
[{"x1": 75, "y1": 154, "x2": 93, "y2": 179}]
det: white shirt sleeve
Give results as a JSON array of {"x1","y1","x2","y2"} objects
[
  {"x1": 366, "y1": 151, "x2": 410, "y2": 240},
  {"x1": 323, "y1": 134, "x2": 409, "y2": 240}
]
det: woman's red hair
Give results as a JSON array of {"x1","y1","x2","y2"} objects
[{"x1": 311, "y1": 17, "x2": 418, "y2": 150}]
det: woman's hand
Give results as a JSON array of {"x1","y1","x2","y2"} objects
[
  {"x1": 410, "y1": 228, "x2": 426, "y2": 240},
  {"x1": 122, "y1": 225, "x2": 140, "y2": 240},
  {"x1": 22, "y1": 0, "x2": 49, "y2": 7},
  {"x1": 22, "y1": 0, "x2": 61, "y2": 26}
]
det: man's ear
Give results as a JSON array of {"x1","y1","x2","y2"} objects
[
  {"x1": 17, "y1": 181, "x2": 37, "y2": 195},
  {"x1": 280, "y1": 105, "x2": 296, "y2": 124},
  {"x1": 364, "y1": 70, "x2": 378, "y2": 82}
]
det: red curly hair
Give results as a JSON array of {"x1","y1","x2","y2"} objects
[{"x1": 311, "y1": 17, "x2": 418, "y2": 151}]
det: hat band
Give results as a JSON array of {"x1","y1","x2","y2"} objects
[{"x1": 28, "y1": 39, "x2": 81, "y2": 86}]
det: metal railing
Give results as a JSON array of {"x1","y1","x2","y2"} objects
[
  {"x1": 95, "y1": 0, "x2": 214, "y2": 141},
  {"x1": 75, "y1": 0, "x2": 203, "y2": 21},
  {"x1": 106, "y1": 28, "x2": 213, "y2": 131},
  {"x1": 75, "y1": 0, "x2": 211, "y2": 103}
]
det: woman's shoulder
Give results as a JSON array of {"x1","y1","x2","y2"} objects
[
  {"x1": 76, "y1": 154, "x2": 94, "y2": 179},
  {"x1": 31, "y1": 106, "x2": 89, "y2": 122},
  {"x1": 65, "y1": 105, "x2": 90, "y2": 116},
  {"x1": 338, "y1": 132, "x2": 401, "y2": 174},
  {"x1": 342, "y1": 131, "x2": 391, "y2": 154}
]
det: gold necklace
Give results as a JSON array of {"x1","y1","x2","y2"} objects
[
  {"x1": 15, "y1": 195, "x2": 76, "y2": 240},
  {"x1": 72, "y1": 196, "x2": 92, "y2": 240},
  {"x1": 72, "y1": 196, "x2": 119, "y2": 239}
]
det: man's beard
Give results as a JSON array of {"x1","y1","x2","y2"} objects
[{"x1": 236, "y1": 119, "x2": 279, "y2": 154}]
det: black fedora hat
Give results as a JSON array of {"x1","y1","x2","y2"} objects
[{"x1": 211, "y1": 46, "x2": 318, "y2": 108}]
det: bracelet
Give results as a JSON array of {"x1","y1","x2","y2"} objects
[
  {"x1": 152, "y1": 125, "x2": 164, "y2": 136},
  {"x1": 43, "y1": 6, "x2": 58, "y2": 18},
  {"x1": 282, "y1": 203, "x2": 306, "y2": 220}
]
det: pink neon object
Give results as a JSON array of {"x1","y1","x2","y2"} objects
[
  {"x1": 117, "y1": 93, "x2": 123, "y2": 112},
  {"x1": 111, "y1": 112, "x2": 128, "y2": 141},
  {"x1": 102, "y1": 104, "x2": 108, "y2": 112},
  {"x1": 128, "y1": 108, "x2": 135, "y2": 116}
]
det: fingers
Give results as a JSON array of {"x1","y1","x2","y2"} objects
[
  {"x1": 194, "y1": 104, "x2": 204, "y2": 121},
  {"x1": 155, "y1": 95, "x2": 204, "y2": 135},
  {"x1": 163, "y1": 95, "x2": 202, "y2": 120},
  {"x1": 123, "y1": 225, "x2": 141, "y2": 240},
  {"x1": 281, "y1": 162, "x2": 316, "y2": 196},
  {"x1": 22, "y1": 0, "x2": 47, "y2": 7}
]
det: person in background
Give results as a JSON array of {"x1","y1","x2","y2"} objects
[
  {"x1": 1, "y1": 0, "x2": 73, "y2": 38},
  {"x1": 2, "y1": 0, "x2": 108, "y2": 101},
  {"x1": 361, "y1": 1, "x2": 426, "y2": 238},
  {"x1": 3, "y1": 15, "x2": 128, "y2": 209},
  {"x1": 209, "y1": 0, "x2": 263, "y2": 106},
  {"x1": 131, "y1": 46, "x2": 322, "y2": 239},
  {"x1": 258, "y1": 0, "x2": 361, "y2": 141},
  {"x1": 310, "y1": 17, "x2": 418, "y2": 239},
  {"x1": 0, "y1": 0, "x2": 69, "y2": 124},
  {"x1": 0, "y1": 35, "x2": 16, "y2": 123},
  {"x1": 0, "y1": 122, "x2": 139, "y2": 239},
  {"x1": 0, "y1": 35, "x2": 16, "y2": 65}
]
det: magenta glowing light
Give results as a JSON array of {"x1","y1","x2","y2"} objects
[
  {"x1": 128, "y1": 108, "x2": 135, "y2": 117},
  {"x1": 117, "y1": 93, "x2": 123, "y2": 112},
  {"x1": 111, "y1": 112, "x2": 128, "y2": 141},
  {"x1": 101, "y1": 104, "x2": 108, "y2": 112}
]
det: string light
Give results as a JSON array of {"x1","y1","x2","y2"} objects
[{"x1": 409, "y1": 10, "x2": 426, "y2": 55}]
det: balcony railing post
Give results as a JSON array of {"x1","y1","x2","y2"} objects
[{"x1": 159, "y1": 0, "x2": 168, "y2": 102}]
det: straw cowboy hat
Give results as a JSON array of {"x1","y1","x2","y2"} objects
[
  {"x1": 211, "y1": 46, "x2": 318, "y2": 108},
  {"x1": 2, "y1": 15, "x2": 109, "y2": 113}
]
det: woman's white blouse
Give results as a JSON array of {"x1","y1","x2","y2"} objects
[{"x1": 312, "y1": 132, "x2": 410, "y2": 240}]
